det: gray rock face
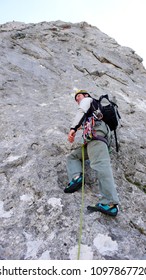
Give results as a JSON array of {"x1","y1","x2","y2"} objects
[{"x1": 0, "y1": 20, "x2": 146, "y2": 260}]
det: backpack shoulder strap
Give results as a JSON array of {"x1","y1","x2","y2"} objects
[
  {"x1": 92, "y1": 98, "x2": 99, "y2": 111},
  {"x1": 85, "y1": 98, "x2": 99, "y2": 118}
]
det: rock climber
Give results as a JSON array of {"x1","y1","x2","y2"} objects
[{"x1": 64, "y1": 89, "x2": 119, "y2": 217}]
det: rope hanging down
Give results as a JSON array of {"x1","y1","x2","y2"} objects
[{"x1": 77, "y1": 144, "x2": 85, "y2": 260}]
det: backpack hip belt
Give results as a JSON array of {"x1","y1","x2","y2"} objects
[{"x1": 92, "y1": 133, "x2": 108, "y2": 146}]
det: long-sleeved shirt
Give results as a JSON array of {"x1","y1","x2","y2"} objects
[{"x1": 71, "y1": 97, "x2": 92, "y2": 131}]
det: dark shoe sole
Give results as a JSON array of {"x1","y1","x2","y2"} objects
[
  {"x1": 64, "y1": 182, "x2": 82, "y2": 193},
  {"x1": 87, "y1": 205, "x2": 118, "y2": 217}
]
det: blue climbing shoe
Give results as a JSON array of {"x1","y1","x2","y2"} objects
[
  {"x1": 87, "y1": 203, "x2": 118, "y2": 217},
  {"x1": 64, "y1": 175, "x2": 82, "y2": 193}
]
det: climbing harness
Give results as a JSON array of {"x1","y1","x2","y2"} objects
[
  {"x1": 77, "y1": 144, "x2": 85, "y2": 260},
  {"x1": 82, "y1": 116, "x2": 109, "y2": 147}
]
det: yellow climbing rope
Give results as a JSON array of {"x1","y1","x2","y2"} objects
[{"x1": 77, "y1": 144, "x2": 85, "y2": 260}]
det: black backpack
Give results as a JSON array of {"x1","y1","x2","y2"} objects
[{"x1": 88, "y1": 94, "x2": 121, "y2": 152}]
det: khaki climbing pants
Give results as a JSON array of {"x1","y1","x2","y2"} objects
[{"x1": 66, "y1": 140, "x2": 119, "y2": 205}]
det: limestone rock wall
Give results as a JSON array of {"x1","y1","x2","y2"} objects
[{"x1": 0, "y1": 21, "x2": 146, "y2": 260}]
